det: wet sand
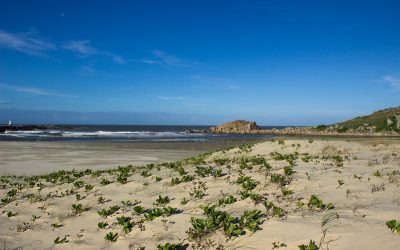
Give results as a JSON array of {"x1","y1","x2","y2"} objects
[{"x1": 0, "y1": 140, "x2": 261, "y2": 175}]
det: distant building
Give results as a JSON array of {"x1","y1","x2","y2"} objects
[{"x1": 8, "y1": 120, "x2": 11, "y2": 125}]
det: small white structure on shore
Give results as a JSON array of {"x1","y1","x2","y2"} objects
[{"x1": 8, "y1": 120, "x2": 11, "y2": 125}]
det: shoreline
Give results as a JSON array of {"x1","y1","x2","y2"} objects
[{"x1": 1, "y1": 136, "x2": 399, "y2": 176}]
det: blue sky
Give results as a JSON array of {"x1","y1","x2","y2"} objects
[{"x1": 0, "y1": 0, "x2": 399, "y2": 125}]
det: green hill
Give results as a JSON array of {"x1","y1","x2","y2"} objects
[{"x1": 335, "y1": 106, "x2": 400, "y2": 132}]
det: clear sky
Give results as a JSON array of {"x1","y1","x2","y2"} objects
[{"x1": 0, "y1": 0, "x2": 399, "y2": 125}]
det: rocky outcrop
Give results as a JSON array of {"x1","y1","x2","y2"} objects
[
  {"x1": 395, "y1": 115, "x2": 400, "y2": 130},
  {"x1": 0, "y1": 124, "x2": 68, "y2": 133},
  {"x1": 207, "y1": 119, "x2": 400, "y2": 137},
  {"x1": 387, "y1": 117, "x2": 394, "y2": 127},
  {"x1": 185, "y1": 128, "x2": 208, "y2": 134},
  {"x1": 209, "y1": 120, "x2": 259, "y2": 134}
]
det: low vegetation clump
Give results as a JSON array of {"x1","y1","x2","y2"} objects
[
  {"x1": 144, "y1": 208, "x2": 164, "y2": 220},
  {"x1": 270, "y1": 152, "x2": 299, "y2": 164},
  {"x1": 100, "y1": 178, "x2": 111, "y2": 186},
  {"x1": 236, "y1": 176, "x2": 258, "y2": 190},
  {"x1": 143, "y1": 206, "x2": 179, "y2": 221},
  {"x1": 283, "y1": 165, "x2": 296, "y2": 175},
  {"x1": 97, "y1": 206, "x2": 120, "y2": 218},
  {"x1": 240, "y1": 191, "x2": 264, "y2": 204},
  {"x1": 239, "y1": 143, "x2": 254, "y2": 153},
  {"x1": 195, "y1": 166, "x2": 223, "y2": 178},
  {"x1": 72, "y1": 203, "x2": 87, "y2": 214},
  {"x1": 239, "y1": 210, "x2": 263, "y2": 232},
  {"x1": 157, "y1": 242, "x2": 183, "y2": 250},
  {"x1": 104, "y1": 232, "x2": 118, "y2": 242},
  {"x1": 188, "y1": 205, "x2": 243, "y2": 243},
  {"x1": 133, "y1": 205, "x2": 145, "y2": 214},
  {"x1": 218, "y1": 195, "x2": 236, "y2": 206},
  {"x1": 270, "y1": 174, "x2": 289, "y2": 187},
  {"x1": 54, "y1": 235, "x2": 69, "y2": 244},
  {"x1": 116, "y1": 216, "x2": 135, "y2": 233},
  {"x1": 307, "y1": 195, "x2": 334, "y2": 211},
  {"x1": 298, "y1": 240, "x2": 319, "y2": 250},
  {"x1": 98, "y1": 222, "x2": 108, "y2": 229},
  {"x1": 386, "y1": 220, "x2": 400, "y2": 234},
  {"x1": 154, "y1": 195, "x2": 170, "y2": 206},
  {"x1": 264, "y1": 201, "x2": 286, "y2": 218},
  {"x1": 171, "y1": 175, "x2": 194, "y2": 185}
]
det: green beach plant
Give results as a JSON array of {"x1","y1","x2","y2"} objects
[
  {"x1": 54, "y1": 235, "x2": 69, "y2": 244},
  {"x1": 97, "y1": 206, "x2": 120, "y2": 218},
  {"x1": 270, "y1": 174, "x2": 289, "y2": 187},
  {"x1": 281, "y1": 188, "x2": 294, "y2": 196},
  {"x1": 84, "y1": 184, "x2": 93, "y2": 192},
  {"x1": 239, "y1": 190, "x2": 263, "y2": 203},
  {"x1": 51, "y1": 223, "x2": 63, "y2": 229},
  {"x1": 218, "y1": 195, "x2": 236, "y2": 206},
  {"x1": 97, "y1": 196, "x2": 106, "y2": 204},
  {"x1": 224, "y1": 222, "x2": 242, "y2": 237},
  {"x1": 71, "y1": 203, "x2": 87, "y2": 214},
  {"x1": 239, "y1": 209, "x2": 263, "y2": 232},
  {"x1": 308, "y1": 195, "x2": 334, "y2": 211},
  {"x1": 386, "y1": 220, "x2": 400, "y2": 234},
  {"x1": 337, "y1": 179, "x2": 344, "y2": 188},
  {"x1": 31, "y1": 214, "x2": 41, "y2": 222},
  {"x1": 116, "y1": 173, "x2": 128, "y2": 184},
  {"x1": 7, "y1": 211, "x2": 17, "y2": 217},
  {"x1": 133, "y1": 205, "x2": 145, "y2": 214},
  {"x1": 298, "y1": 240, "x2": 319, "y2": 250},
  {"x1": 144, "y1": 208, "x2": 164, "y2": 220},
  {"x1": 236, "y1": 176, "x2": 258, "y2": 190},
  {"x1": 104, "y1": 232, "x2": 118, "y2": 242},
  {"x1": 100, "y1": 178, "x2": 111, "y2": 186},
  {"x1": 157, "y1": 242, "x2": 183, "y2": 250},
  {"x1": 98, "y1": 222, "x2": 109, "y2": 229},
  {"x1": 117, "y1": 216, "x2": 135, "y2": 233},
  {"x1": 73, "y1": 180, "x2": 84, "y2": 188},
  {"x1": 283, "y1": 166, "x2": 295, "y2": 176},
  {"x1": 154, "y1": 195, "x2": 170, "y2": 206},
  {"x1": 373, "y1": 170, "x2": 382, "y2": 177},
  {"x1": 163, "y1": 206, "x2": 178, "y2": 216},
  {"x1": 193, "y1": 190, "x2": 206, "y2": 199},
  {"x1": 181, "y1": 197, "x2": 189, "y2": 205},
  {"x1": 264, "y1": 202, "x2": 286, "y2": 217}
]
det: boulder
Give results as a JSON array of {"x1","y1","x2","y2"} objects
[
  {"x1": 395, "y1": 115, "x2": 400, "y2": 130},
  {"x1": 386, "y1": 117, "x2": 394, "y2": 127}
]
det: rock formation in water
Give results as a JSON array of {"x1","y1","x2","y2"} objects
[{"x1": 208, "y1": 120, "x2": 259, "y2": 134}]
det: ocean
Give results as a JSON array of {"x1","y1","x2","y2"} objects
[{"x1": 0, "y1": 125, "x2": 282, "y2": 142}]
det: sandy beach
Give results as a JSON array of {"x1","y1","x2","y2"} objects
[
  {"x1": 0, "y1": 138, "x2": 399, "y2": 249},
  {"x1": 0, "y1": 140, "x2": 255, "y2": 175}
]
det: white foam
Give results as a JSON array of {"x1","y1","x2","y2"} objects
[{"x1": 0, "y1": 129, "x2": 206, "y2": 140}]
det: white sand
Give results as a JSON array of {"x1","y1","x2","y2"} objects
[{"x1": 0, "y1": 139, "x2": 399, "y2": 249}]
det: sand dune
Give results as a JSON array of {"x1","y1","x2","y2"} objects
[{"x1": 0, "y1": 139, "x2": 399, "y2": 249}]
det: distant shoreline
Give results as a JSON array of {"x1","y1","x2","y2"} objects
[
  {"x1": 1, "y1": 124, "x2": 400, "y2": 140},
  {"x1": 0, "y1": 124, "x2": 70, "y2": 133}
]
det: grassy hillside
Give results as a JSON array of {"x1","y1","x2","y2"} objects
[{"x1": 335, "y1": 106, "x2": 400, "y2": 131}]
